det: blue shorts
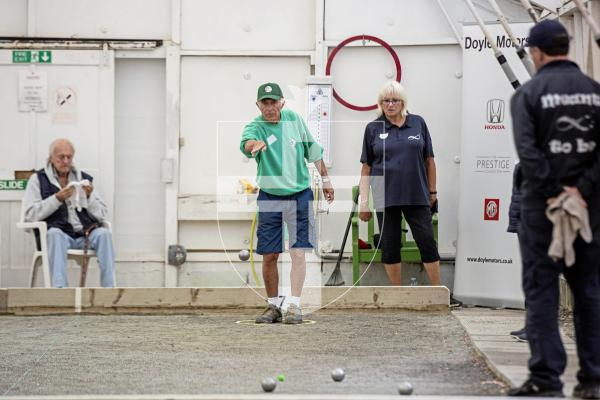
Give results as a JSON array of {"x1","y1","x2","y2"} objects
[{"x1": 256, "y1": 188, "x2": 316, "y2": 254}]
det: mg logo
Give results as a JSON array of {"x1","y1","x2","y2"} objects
[
  {"x1": 486, "y1": 99, "x2": 505, "y2": 124},
  {"x1": 484, "y1": 198, "x2": 500, "y2": 221}
]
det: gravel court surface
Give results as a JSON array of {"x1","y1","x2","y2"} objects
[{"x1": 0, "y1": 310, "x2": 506, "y2": 396}]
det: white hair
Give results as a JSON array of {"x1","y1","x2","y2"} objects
[
  {"x1": 377, "y1": 80, "x2": 408, "y2": 117},
  {"x1": 48, "y1": 138, "x2": 75, "y2": 156}
]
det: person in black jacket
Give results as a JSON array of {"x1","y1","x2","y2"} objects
[
  {"x1": 506, "y1": 163, "x2": 522, "y2": 236},
  {"x1": 508, "y1": 20, "x2": 600, "y2": 399},
  {"x1": 507, "y1": 163, "x2": 527, "y2": 342}
]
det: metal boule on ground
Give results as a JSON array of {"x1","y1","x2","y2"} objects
[
  {"x1": 331, "y1": 368, "x2": 346, "y2": 382},
  {"x1": 261, "y1": 377, "x2": 277, "y2": 392},
  {"x1": 398, "y1": 381, "x2": 414, "y2": 395}
]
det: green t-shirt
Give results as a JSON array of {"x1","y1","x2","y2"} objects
[{"x1": 240, "y1": 109, "x2": 323, "y2": 196}]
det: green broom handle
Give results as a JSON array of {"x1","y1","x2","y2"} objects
[{"x1": 334, "y1": 187, "x2": 360, "y2": 268}]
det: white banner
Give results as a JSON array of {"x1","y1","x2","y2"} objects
[{"x1": 453, "y1": 23, "x2": 533, "y2": 308}]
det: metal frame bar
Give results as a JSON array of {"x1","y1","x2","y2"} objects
[
  {"x1": 435, "y1": 0, "x2": 462, "y2": 44},
  {"x1": 463, "y1": 0, "x2": 522, "y2": 89},
  {"x1": 520, "y1": 0, "x2": 541, "y2": 22},
  {"x1": 487, "y1": 0, "x2": 536, "y2": 76},
  {"x1": 0, "y1": 38, "x2": 162, "y2": 50},
  {"x1": 572, "y1": 0, "x2": 600, "y2": 47}
]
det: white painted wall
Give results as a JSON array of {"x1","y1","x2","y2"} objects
[
  {"x1": 0, "y1": 0, "x2": 538, "y2": 287},
  {"x1": 0, "y1": 50, "x2": 115, "y2": 209},
  {"x1": 179, "y1": 56, "x2": 311, "y2": 195},
  {"x1": 0, "y1": 199, "x2": 34, "y2": 287},
  {"x1": 325, "y1": 0, "x2": 456, "y2": 43},
  {"x1": 114, "y1": 59, "x2": 166, "y2": 260},
  {"x1": 0, "y1": 0, "x2": 26, "y2": 36},
  {"x1": 181, "y1": 0, "x2": 315, "y2": 50},
  {"x1": 25, "y1": 0, "x2": 170, "y2": 39}
]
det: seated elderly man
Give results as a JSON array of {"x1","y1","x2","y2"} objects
[{"x1": 23, "y1": 138, "x2": 115, "y2": 288}]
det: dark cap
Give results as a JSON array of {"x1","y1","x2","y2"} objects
[
  {"x1": 257, "y1": 83, "x2": 283, "y2": 101},
  {"x1": 525, "y1": 19, "x2": 569, "y2": 50}
]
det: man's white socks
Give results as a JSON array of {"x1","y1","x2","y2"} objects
[
  {"x1": 288, "y1": 296, "x2": 301, "y2": 307},
  {"x1": 268, "y1": 296, "x2": 286, "y2": 308}
]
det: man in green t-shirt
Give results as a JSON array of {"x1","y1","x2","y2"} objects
[{"x1": 240, "y1": 82, "x2": 334, "y2": 324}]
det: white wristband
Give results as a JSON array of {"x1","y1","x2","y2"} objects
[{"x1": 322, "y1": 177, "x2": 330, "y2": 183}]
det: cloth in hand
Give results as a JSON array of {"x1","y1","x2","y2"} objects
[{"x1": 545, "y1": 192, "x2": 592, "y2": 267}]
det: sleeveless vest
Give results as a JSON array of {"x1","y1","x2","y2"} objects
[{"x1": 36, "y1": 169, "x2": 99, "y2": 238}]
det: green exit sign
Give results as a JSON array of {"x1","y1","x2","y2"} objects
[
  {"x1": 0, "y1": 180, "x2": 27, "y2": 190},
  {"x1": 12, "y1": 50, "x2": 52, "y2": 64}
]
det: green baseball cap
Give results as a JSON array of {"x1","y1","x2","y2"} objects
[{"x1": 257, "y1": 82, "x2": 283, "y2": 101}]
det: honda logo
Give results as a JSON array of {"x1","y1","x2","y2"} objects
[{"x1": 486, "y1": 99, "x2": 505, "y2": 124}]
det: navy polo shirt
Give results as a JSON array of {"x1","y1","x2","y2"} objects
[{"x1": 360, "y1": 113, "x2": 434, "y2": 209}]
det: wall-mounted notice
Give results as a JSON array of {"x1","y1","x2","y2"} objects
[
  {"x1": 18, "y1": 70, "x2": 48, "y2": 112},
  {"x1": 52, "y1": 86, "x2": 78, "y2": 124}
]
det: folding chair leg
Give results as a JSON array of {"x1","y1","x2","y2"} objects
[
  {"x1": 29, "y1": 256, "x2": 39, "y2": 288},
  {"x1": 41, "y1": 252, "x2": 51, "y2": 288}
]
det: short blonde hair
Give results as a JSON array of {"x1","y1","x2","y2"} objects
[{"x1": 377, "y1": 80, "x2": 408, "y2": 117}]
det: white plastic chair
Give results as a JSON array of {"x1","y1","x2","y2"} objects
[
  {"x1": 0, "y1": 226, "x2": 2, "y2": 288},
  {"x1": 17, "y1": 202, "x2": 114, "y2": 288}
]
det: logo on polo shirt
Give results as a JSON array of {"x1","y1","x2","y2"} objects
[
  {"x1": 484, "y1": 98, "x2": 506, "y2": 131},
  {"x1": 484, "y1": 198, "x2": 500, "y2": 221},
  {"x1": 408, "y1": 134, "x2": 421, "y2": 140},
  {"x1": 379, "y1": 133, "x2": 388, "y2": 139}
]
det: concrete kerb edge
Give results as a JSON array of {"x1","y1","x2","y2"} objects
[
  {"x1": 0, "y1": 395, "x2": 525, "y2": 400},
  {"x1": 2, "y1": 286, "x2": 450, "y2": 315},
  {"x1": 0, "y1": 288, "x2": 7, "y2": 314},
  {"x1": 453, "y1": 310, "x2": 514, "y2": 388}
]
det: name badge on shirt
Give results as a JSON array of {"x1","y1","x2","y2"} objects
[
  {"x1": 267, "y1": 134, "x2": 277, "y2": 145},
  {"x1": 379, "y1": 133, "x2": 388, "y2": 140}
]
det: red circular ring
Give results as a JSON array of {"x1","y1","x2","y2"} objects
[{"x1": 325, "y1": 35, "x2": 401, "y2": 111}]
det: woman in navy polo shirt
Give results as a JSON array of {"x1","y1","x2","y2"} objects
[{"x1": 358, "y1": 80, "x2": 440, "y2": 286}]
